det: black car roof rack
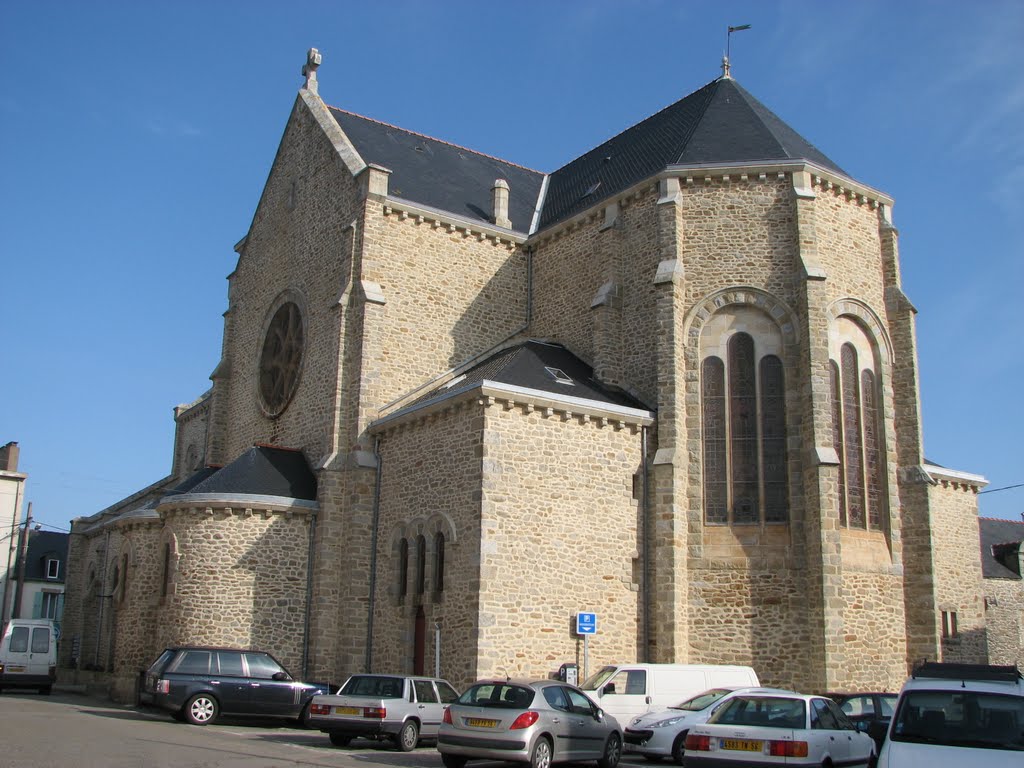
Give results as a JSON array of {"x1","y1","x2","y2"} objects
[{"x1": 911, "y1": 662, "x2": 1023, "y2": 684}]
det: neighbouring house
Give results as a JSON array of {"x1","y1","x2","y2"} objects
[
  {"x1": 980, "y1": 515, "x2": 1024, "y2": 668},
  {"x1": 1, "y1": 441, "x2": 28, "y2": 626}
]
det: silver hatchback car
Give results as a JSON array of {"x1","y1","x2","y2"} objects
[{"x1": 438, "y1": 678, "x2": 623, "y2": 768}]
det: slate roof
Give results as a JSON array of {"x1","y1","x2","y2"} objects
[
  {"x1": 980, "y1": 517, "x2": 1024, "y2": 580},
  {"x1": 325, "y1": 77, "x2": 843, "y2": 235},
  {"x1": 404, "y1": 340, "x2": 650, "y2": 414},
  {"x1": 329, "y1": 108, "x2": 546, "y2": 232},
  {"x1": 181, "y1": 445, "x2": 317, "y2": 501},
  {"x1": 21, "y1": 530, "x2": 69, "y2": 582},
  {"x1": 540, "y1": 77, "x2": 845, "y2": 229}
]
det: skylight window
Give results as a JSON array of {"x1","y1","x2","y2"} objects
[
  {"x1": 544, "y1": 367, "x2": 574, "y2": 385},
  {"x1": 443, "y1": 374, "x2": 467, "y2": 389},
  {"x1": 582, "y1": 180, "x2": 601, "y2": 198}
]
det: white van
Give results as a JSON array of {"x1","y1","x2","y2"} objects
[
  {"x1": 0, "y1": 619, "x2": 58, "y2": 695},
  {"x1": 876, "y1": 662, "x2": 1024, "y2": 768},
  {"x1": 579, "y1": 663, "x2": 759, "y2": 722}
]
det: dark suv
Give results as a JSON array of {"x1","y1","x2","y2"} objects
[{"x1": 139, "y1": 646, "x2": 333, "y2": 725}]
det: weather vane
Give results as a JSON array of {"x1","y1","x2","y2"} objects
[{"x1": 722, "y1": 24, "x2": 751, "y2": 79}]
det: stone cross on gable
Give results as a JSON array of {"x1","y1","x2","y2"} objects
[{"x1": 302, "y1": 48, "x2": 322, "y2": 93}]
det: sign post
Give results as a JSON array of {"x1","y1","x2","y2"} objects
[{"x1": 576, "y1": 612, "x2": 597, "y2": 683}]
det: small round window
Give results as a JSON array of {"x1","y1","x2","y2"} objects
[{"x1": 258, "y1": 301, "x2": 304, "y2": 417}]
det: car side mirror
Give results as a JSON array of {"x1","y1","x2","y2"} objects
[
  {"x1": 603, "y1": 683, "x2": 616, "y2": 695},
  {"x1": 595, "y1": 709, "x2": 605, "y2": 722},
  {"x1": 272, "y1": 671, "x2": 290, "y2": 681}
]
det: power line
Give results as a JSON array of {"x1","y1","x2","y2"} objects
[{"x1": 979, "y1": 482, "x2": 1024, "y2": 495}]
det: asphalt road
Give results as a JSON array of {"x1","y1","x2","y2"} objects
[{"x1": 0, "y1": 690, "x2": 651, "y2": 768}]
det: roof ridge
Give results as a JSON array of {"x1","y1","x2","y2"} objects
[
  {"x1": 980, "y1": 516, "x2": 1024, "y2": 524},
  {"x1": 547, "y1": 78, "x2": 719, "y2": 176},
  {"x1": 326, "y1": 104, "x2": 543, "y2": 175},
  {"x1": 723, "y1": 80, "x2": 791, "y2": 159}
]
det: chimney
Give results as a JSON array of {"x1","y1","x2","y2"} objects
[
  {"x1": 0, "y1": 441, "x2": 18, "y2": 472},
  {"x1": 492, "y1": 179, "x2": 511, "y2": 229}
]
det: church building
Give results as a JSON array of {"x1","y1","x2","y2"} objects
[{"x1": 63, "y1": 50, "x2": 996, "y2": 701}]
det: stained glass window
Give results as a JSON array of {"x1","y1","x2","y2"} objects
[
  {"x1": 862, "y1": 370, "x2": 885, "y2": 530},
  {"x1": 730, "y1": 334, "x2": 760, "y2": 524},
  {"x1": 760, "y1": 356, "x2": 787, "y2": 523},
  {"x1": 831, "y1": 362, "x2": 847, "y2": 527},
  {"x1": 841, "y1": 344, "x2": 866, "y2": 528},
  {"x1": 702, "y1": 357, "x2": 728, "y2": 524},
  {"x1": 416, "y1": 535, "x2": 426, "y2": 594}
]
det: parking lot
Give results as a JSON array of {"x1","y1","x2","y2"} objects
[{"x1": 0, "y1": 689, "x2": 654, "y2": 768}]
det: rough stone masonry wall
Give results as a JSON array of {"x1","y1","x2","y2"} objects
[
  {"x1": 838, "y1": 569, "x2": 908, "y2": 690},
  {"x1": 530, "y1": 189, "x2": 662, "y2": 405},
  {"x1": 984, "y1": 576, "x2": 1024, "y2": 667},
  {"x1": 172, "y1": 397, "x2": 210, "y2": 478},
  {"x1": 360, "y1": 209, "x2": 529, "y2": 408},
  {"x1": 218, "y1": 94, "x2": 361, "y2": 464},
  {"x1": 108, "y1": 523, "x2": 163, "y2": 701},
  {"x1": 929, "y1": 481, "x2": 987, "y2": 663},
  {"x1": 372, "y1": 402, "x2": 483, "y2": 689},
  {"x1": 479, "y1": 403, "x2": 644, "y2": 683},
  {"x1": 156, "y1": 509, "x2": 312, "y2": 675}
]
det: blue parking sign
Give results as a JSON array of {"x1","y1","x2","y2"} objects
[{"x1": 576, "y1": 612, "x2": 597, "y2": 635}]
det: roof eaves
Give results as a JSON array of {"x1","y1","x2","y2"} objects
[
  {"x1": 157, "y1": 493, "x2": 318, "y2": 513},
  {"x1": 370, "y1": 378, "x2": 655, "y2": 433},
  {"x1": 923, "y1": 463, "x2": 989, "y2": 490},
  {"x1": 382, "y1": 195, "x2": 528, "y2": 242}
]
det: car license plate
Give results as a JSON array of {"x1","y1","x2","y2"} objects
[
  {"x1": 721, "y1": 738, "x2": 762, "y2": 752},
  {"x1": 467, "y1": 718, "x2": 498, "y2": 727},
  {"x1": 335, "y1": 706, "x2": 361, "y2": 715},
  {"x1": 6, "y1": 665, "x2": 25, "y2": 673}
]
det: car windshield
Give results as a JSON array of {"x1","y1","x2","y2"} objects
[
  {"x1": 711, "y1": 696, "x2": 806, "y2": 729},
  {"x1": 457, "y1": 682, "x2": 535, "y2": 709},
  {"x1": 670, "y1": 688, "x2": 733, "y2": 712},
  {"x1": 340, "y1": 676, "x2": 406, "y2": 698},
  {"x1": 890, "y1": 690, "x2": 1024, "y2": 750},
  {"x1": 580, "y1": 666, "x2": 617, "y2": 691}
]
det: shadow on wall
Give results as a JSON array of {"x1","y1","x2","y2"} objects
[
  {"x1": 243, "y1": 515, "x2": 313, "y2": 676},
  {"x1": 447, "y1": 248, "x2": 529, "y2": 369}
]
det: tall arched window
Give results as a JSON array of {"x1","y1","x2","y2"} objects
[
  {"x1": 434, "y1": 532, "x2": 445, "y2": 593},
  {"x1": 701, "y1": 330, "x2": 788, "y2": 525},
  {"x1": 415, "y1": 535, "x2": 426, "y2": 594},
  {"x1": 398, "y1": 539, "x2": 409, "y2": 597},
  {"x1": 830, "y1": 321, "x2": 887, "y2": 530}
]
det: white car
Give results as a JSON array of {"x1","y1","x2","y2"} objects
[
  {"x1": 623, "y1": 687, "x2": 791, "y2": 764},
  {"x1": 876, "y1": 662, "x2": 1024, "y2": 768},
  {"x1": 684, "y1": 691, "x2": 875, "y2": 767}
]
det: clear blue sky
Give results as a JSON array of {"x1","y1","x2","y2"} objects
[{"x1": 2, "y1": 1, "x2": 1021, "y2": 532}]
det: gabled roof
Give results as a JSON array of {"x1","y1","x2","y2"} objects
[
  {"x1": 980, "y1": 517, "x2": 1024, "y2": 580},
  {"x1": 329, "y1": 108, "x2": 546, "y2": 232},
  {"x1": 402, "y1": 340, "x2": 650, "y2": 416},
  {"x1": 539, "y1": 77, "x2": 844, "y2": 229},
  {"x1": 183, "y1": 445, "x2": 317, "y2": 502}
]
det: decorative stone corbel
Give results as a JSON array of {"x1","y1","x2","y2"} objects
[{"x1": 654, "y1": 259, "x2": 684, "y2": 286}]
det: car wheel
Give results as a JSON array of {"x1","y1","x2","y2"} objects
[
  {"x1": 397, "y1": 720, "x2": 419, "y2": 752},
  {"x1": 597, "y1": 733, "x2": 621, "y2": 768},
  {"x1": 183, "y1": 693, "x2": 219, "y2": 725},
  {"x1": 442, "y1": 755, "x2": 468, "y2": 768},
  {"x1": 295, "y1": 701, "x2": 312, "y2": 728},
  {"x1": 531, "y1": 737, "x2": 552, "y2": 768},
  {"x1": 329, "y1": 731, "x2": 352, "y2": 747},
  {"x1": 671, "y1": 733, "x2": 686, "y2": 766}
]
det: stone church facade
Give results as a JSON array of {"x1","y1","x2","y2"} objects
[{"x1": 63, "y1": 50, "x2": 997, "y2": 702}]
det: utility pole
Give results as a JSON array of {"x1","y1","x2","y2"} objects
[{"x1": 12, "y1": 502, "x2": 31, "y2": 619}]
